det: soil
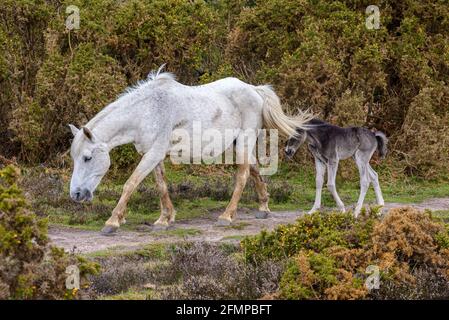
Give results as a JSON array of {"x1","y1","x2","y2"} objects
[{"x1": 48, "y1": 197, "x2": 449, "y2": 254}]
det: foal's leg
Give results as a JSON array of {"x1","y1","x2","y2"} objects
[
  {"x1": 102, "y1": 149, "x2": 165, "y2": 234},
  {"x1": 250, "y1": 164, "x2": 270, "y2": 212},
  {"x1": 309, "y1": 158, "x2": 326, "y2": 214},
  {"x1": 354, "y1": 151, "x2": 371, "y2": 217},
  {"x1": 368, "y1": 164, "x2": 384, "y2": 206},
  {"x1": 153, "y1": 161, "x2": 176, "y2": 227},
  {"x1": 327, "y1": 160, "x2": 346, "y2": 212}
]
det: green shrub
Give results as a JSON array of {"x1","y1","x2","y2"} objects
[
  {"x1": 0, "y1": 165, "x2": 99, "y2": 299},
  {"x1": 9, "y1": 43, "x2": 127, "y2": 162},
  {"x1": 1, "y1": 0, "x2": 449, "y2": 178},
  {"x1": 226, "y1": 0, "x2": 449, "y2": 177},
  {"x1": 242, "y1": 207, "x2": 449, "y2": 299},
  {"x1": 110, "y1": 144, "x2": 141, "y2": 171},
  {"x1": 242, "y1": 209, "x2": 378, "y2": 263},
  {"x1": 279, "y1": 250, "x2": 367, "y2": 300}
]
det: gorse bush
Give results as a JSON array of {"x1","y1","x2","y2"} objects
[
  {"x1": 242, "y1": 209, "x2": 378, "y2": 262},
  {"x1": 0, "y1": 165, "x2": 99, "y2": 299},
  {"x1": 279, "y1": 250, "x2": 367, "y2": 300},
  {"x1": 0, "y1": 0, "x2": 227, "y2": 163},
  {"x1": 242, "y1": 207, "x2": 449, "y2": 299},
  {"x1": 0, "y1": 0, "x2": 448, "y2": 177},
  {"x1": 10, "y1": 43, "x2": 127, "y2": 162}
]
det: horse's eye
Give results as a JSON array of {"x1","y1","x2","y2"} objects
[{"x1": 84, "y1": 156, "x2": 92, "y2": 162}]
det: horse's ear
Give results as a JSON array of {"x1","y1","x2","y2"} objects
[
  {"x1": 82, "y1": 127, "x2": 96, "y2": 143},
  {"x1": 68, "y1": 124, "x2": 79, "y2": 136}
]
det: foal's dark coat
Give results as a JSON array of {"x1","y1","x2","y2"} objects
[
  {"x1": 285, "y1": 119, "x2": 388, "y2": 216},
  {"x1": 288, "y1": 119, "x2": 387, "y2": 162}
]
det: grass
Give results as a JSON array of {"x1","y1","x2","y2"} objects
[
  {"x1": 432, "y1": 210, "x2": 449, "y2": 223},
  {"x1": 152, "y1": 228, "x2": 202, "y2": 237},
  {"x1": 99, "y1": 289, "x2": 152, "y2": 300},
  {"x1": 21, "y1": 160, "x2": 449, "y2": 232},
  {"x1": 221, "y1": 235, "x2": 246, "y2": 241},
  {"x1": 223, "y1": 222, "x2": 250, "y2": 230},
  {"x1": 84, "y1": 243, "x2": 172, "y2": 259}
]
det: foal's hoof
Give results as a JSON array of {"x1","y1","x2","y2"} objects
[
  {"x1": 216, "y1": 218, "x2": 232, "y2": 226},
  {"x1": 255, "y1": 211, "x2": 269, "y2": 219},
  {"x1": 101, "y1": 225, "x2": 118, "y2": 236}
]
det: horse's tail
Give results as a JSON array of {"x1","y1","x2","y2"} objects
[
  {"x1": 254, "y1": 85, "x2": 314, "y2": 138},
  {"x1": 374, "y1": 131, "x2": 388, "y2": 159}
]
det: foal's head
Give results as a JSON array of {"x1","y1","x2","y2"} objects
[
  {"x1": 284, "y1": 129, "x2": 307, "y2": 159},
  {"x1": 68, "y1": 125, "x2": 111, "y2": 202}
]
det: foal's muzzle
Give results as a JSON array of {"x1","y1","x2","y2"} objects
[
  {"x1": 70, "y1": 188, "x2": 93, "y2": 203},
  {"x1": 284, "y1": 147, "x2": 295, "y2": 159}
]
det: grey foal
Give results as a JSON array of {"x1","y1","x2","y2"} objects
[{"x1": 285, "y1": 119, "x2": 388, "y2": 217}]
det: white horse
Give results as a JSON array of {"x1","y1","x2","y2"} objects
[{"x1": 69, "y1": 67, "x2": 312, "y2": 234}]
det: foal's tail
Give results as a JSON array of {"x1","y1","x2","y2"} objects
[
  {"x1": 374, "y1": 131, "x2": 388, "y2": 159},
  {"x1": 254, "y1": 85, "x2": 314, "y2": 138}
]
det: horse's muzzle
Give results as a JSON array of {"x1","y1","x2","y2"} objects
[{"x1": 70, "y1": 188, "x2": 93, "y2": 202}]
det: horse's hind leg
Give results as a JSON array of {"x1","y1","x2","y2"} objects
[
  {"x1": 368, "y1": 164, "x2": 384, "y2": 206},
  {"x1": 309, "y1": 157, "x2": 326, "y2": 214},
  {"x1": 327, "y1": 160, "x2": 346, "y2": 213},
  {"x1": 354, "y1": 151, "x2": 371, "y2": 217},
  {"x1": 218, "y1": 162, "x2": 250, "y2": 224},
  {"x1": 153, "y1": 161, "x2": 176, "y2": 227},
  {"x1": 218, "y1": 132, "x2": 256, "y2": 225},
  {"x1": 250, "y1": 164, "x2": 270, "y2": 213}
]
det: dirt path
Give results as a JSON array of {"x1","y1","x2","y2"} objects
[{"x1": 49, "y1": 197, "x2": 449, "y2": 254}]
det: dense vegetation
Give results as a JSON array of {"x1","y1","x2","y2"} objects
[
  {"x1": 82, "y1": 208, "x2": 449, "y2": 300},
  {"x1": 1, "y1": 0, "x2": 448, "y2": 300},
  {"x1": 0, "y1": 165, "x2": 99, "y2": 299},
  {"x1": 1, "y1": 0, "x2": 448, "y2": 178},
  {"x1": 242, "y1": 207, "x2": 449, "y2": 299}
]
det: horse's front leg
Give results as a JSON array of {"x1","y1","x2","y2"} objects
[
  {"x1": 153, "y1": 161, "x2": 176, "y2": 228},
  {"x1": 102, "y1": 151, "x2": 164, "y2": 235}
]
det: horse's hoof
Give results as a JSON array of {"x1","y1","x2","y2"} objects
[
  {"x1": 255, "y1": 211, "x2": 269, "y2": 219},
  {"x1": 101, "y1": 225, "x2": 118, "y2": 236},
  {"x1": 216, "y1": 218, "x2": 232, "y2": 226}
]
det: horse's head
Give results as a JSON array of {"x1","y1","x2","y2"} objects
[
  {"x1": 284, "y1": 129, "x2": 306, "y2": 159},
  {"x1": 68, "y1": 124, "x2": 110, "y2": 202}
]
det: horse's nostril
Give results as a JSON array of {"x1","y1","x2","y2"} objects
[{"x1": 71, "y1": 189, "x2": 82, "y2": 202}]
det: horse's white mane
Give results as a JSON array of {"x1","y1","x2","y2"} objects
[
  {"x1": 147, "y1": 64, "x2": 176, "y2": 81},
  {"x1": 120, "y1": 64, "x2": 176, "y2": 97},
  {"x1": 85, "y1": 65, "x2": 176, "y2": 129}
]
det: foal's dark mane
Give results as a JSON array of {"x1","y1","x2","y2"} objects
[
  {"x1": 305, "y1": 118, "x2": 357, "y2": 131},
  {"x1": 299, "y1": 118, "x2": 362, "y2": 148}
]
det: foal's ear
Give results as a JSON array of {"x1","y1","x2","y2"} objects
[
  {"x1": 82, "y1": 127, "x2": 96, "y2": 143},
  {"x1": 68, "y1": 124, "x2": 80, "y2": 136}
]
